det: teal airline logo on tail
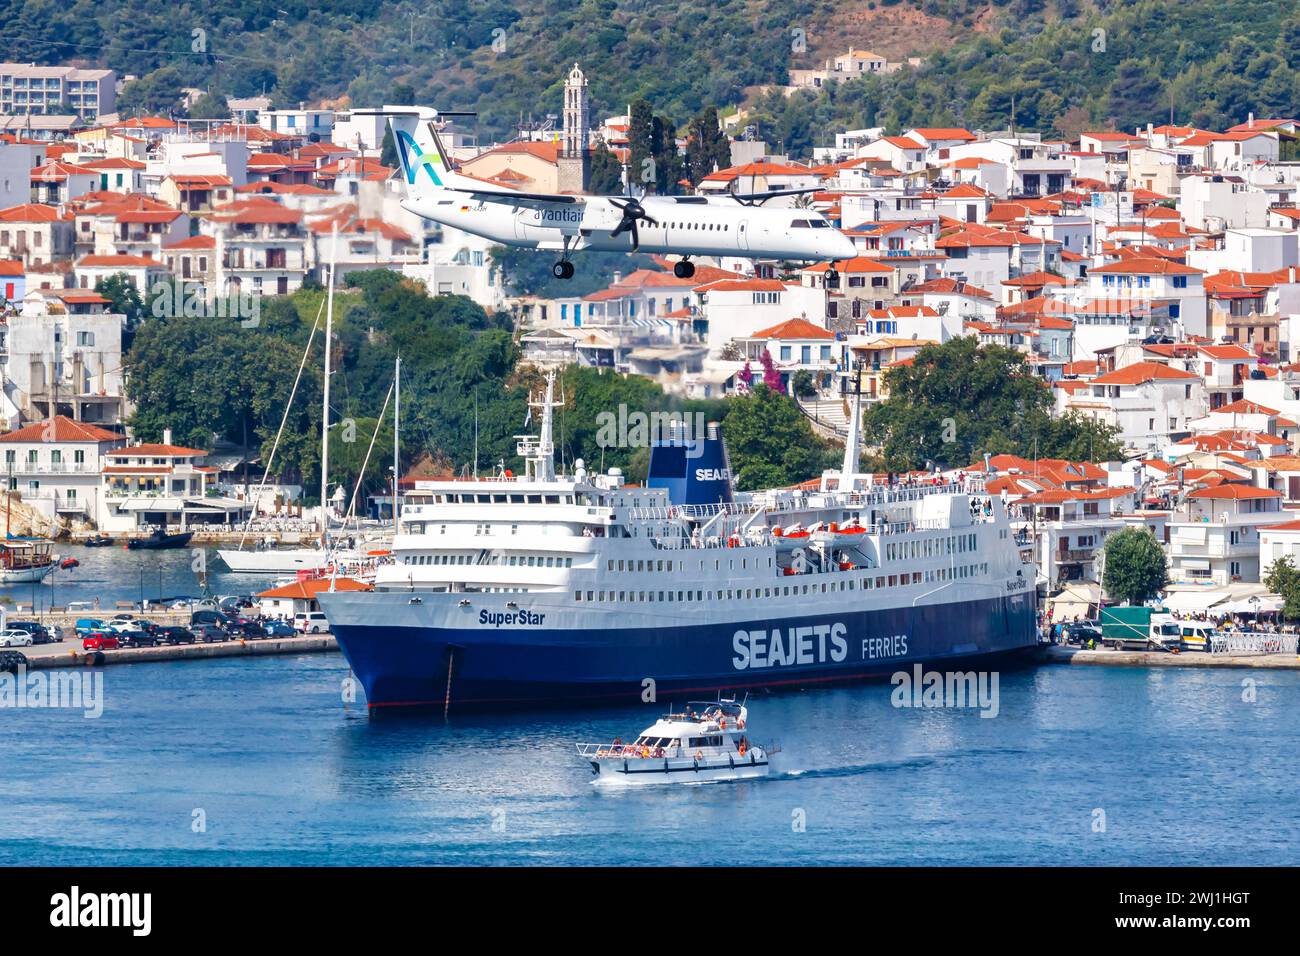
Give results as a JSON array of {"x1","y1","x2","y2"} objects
[{"x1": 396, "y1": 129, "x2": 444, "y2": 187}]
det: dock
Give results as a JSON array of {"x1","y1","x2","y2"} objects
[
  {"x1": 1038, "y1": 644, "x2": 1300, "y2": 670},
  {"x1": 10, "y1": 634, "x2": 338, "y2": 670}
]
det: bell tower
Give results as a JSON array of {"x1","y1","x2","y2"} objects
[{"x1": 557, "y1": 62, "x2": 590, "y2": 193}]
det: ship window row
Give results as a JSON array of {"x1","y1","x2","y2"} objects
[
  {"x1": 431, "y1": 493, "x2": 575, "y2": 505},
  {"x1": 885, "y1": 532, "x2": 977, "y2": 562},
  {"x1": 606, "y1": 556, "x2": 788, "y2": 573},
  {"x1": 402, "y1": 553, "x2": 574, "y2": 568},
  {"x1": 572, "y1": 563, "x2": 990, "y2": 603}
]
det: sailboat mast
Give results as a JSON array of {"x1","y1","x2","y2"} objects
[
  {"x1": 320, "y1": 222, "x2": 337, "y2": 546},
  {"x1": 393, "y1": 353, "x2": 400, "y2": 536}
]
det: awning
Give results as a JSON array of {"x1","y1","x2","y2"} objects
[
  {"x1": 1217, "y1": 595, "x2": 1284, "y2": 614},
  {"x1": 120, "y1": 497, "x2": 184, "y2": 511},
  {"x1": 1162, "y1": 588, "x2": 1232, "y2": 612}
]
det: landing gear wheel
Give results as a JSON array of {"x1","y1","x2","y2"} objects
[
  {"x1": 825, "y1": 268, "x2": 840, "y2": 289},
  {"x1": 673, "y1": 259, "x2": 695, "y2": 279},
  {"x1": 552, "y1": 260, "x2": 575, "y2": 280}
]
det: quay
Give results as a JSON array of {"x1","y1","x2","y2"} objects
[
  {"x1": 1038, "y1": 645, "x2": 1300, "y2": 670},
  {"x1": 12, "y1": 633, "x2": 338, "y2": 670}
]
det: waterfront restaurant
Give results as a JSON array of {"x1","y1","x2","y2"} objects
[{"x1": 98, "y1": 431, "x2": 252, "y2": 533}]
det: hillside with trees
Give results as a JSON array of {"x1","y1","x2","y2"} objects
[{"x1": 7, "y1": 0, "x2": 1298, "y2": 148}]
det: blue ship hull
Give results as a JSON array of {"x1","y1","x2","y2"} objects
[{"x1": 323, "y1": 590, "x2": 1038, "y2": 711}]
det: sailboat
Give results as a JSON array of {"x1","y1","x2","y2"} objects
[{"x1": 218, "y1": 227, "x2": 395, "y2": 575}]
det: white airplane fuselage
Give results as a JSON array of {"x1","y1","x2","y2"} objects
[{"x1": 403, "y1": 191, "x2": 857, "y2": 261}]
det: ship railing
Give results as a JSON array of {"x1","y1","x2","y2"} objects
[
  {"x1": 576, "y1": 742, "x2": 694, "y2": 759},
  {"x1": 1209, "y1": 633, "x2": 1298, "y2": 656}
]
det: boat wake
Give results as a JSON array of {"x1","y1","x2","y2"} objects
[{"x1": 772, "y1": 746, "x2": 1030, "y2": 782}]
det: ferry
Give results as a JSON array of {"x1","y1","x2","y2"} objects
[
  {"x1": 317, "y1": 371, "x2": 1038, "y2": 711},
  {"x1": 577, "y1": 699, "x2": 769, "y2": 784}
]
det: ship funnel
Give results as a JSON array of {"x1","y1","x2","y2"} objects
[{"x1": 646, "y1": 415, "x2": 733, "y2": 506}]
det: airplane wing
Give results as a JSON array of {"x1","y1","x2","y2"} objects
[
  {"x1": 462, "y1": 188, "x2": 583, "y2": 205},
  {"x1": 727, "y1": 186, "x2": 822, "y2": 204}
]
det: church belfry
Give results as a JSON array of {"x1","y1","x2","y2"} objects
[{"x1": 557, "y1": 62, "x2": 590, "y2": 193}]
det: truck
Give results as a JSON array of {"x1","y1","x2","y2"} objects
[{"x1": 1099, "y1": 606, "x2": 1184, "y2": 651}]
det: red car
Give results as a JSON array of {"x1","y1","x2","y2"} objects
[{"x1": 82, "y1": 632, "x2": 120, "y2": 651}]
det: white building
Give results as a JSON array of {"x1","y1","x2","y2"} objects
[
  {"x1": 1167, "y1": 485, "x2": 1282, "y2": 587},
  {"x1": 0, "y1": 416, "x2": 125, "y2": 525}
]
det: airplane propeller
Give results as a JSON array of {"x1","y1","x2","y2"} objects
[{"x1": 609, "y1": 197, "x2": 658, "y2": 251}]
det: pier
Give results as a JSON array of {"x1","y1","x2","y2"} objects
[
  {"x1": 1038, "y1": 644, "x2": 1300, "y2": 670},
  {"x1": 10, "y1": 633, "x2": 338, "y2": 670}
]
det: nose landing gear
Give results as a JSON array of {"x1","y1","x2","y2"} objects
[
  {"x1": 673, "y1": 258, "x2": 695, "y2": 279},
  {"x1": 824, "y1": 263, "x2": 841, "y2": 289},
  {"x1": 552, "y1": 260, "x2": 575, "y2": 280}
]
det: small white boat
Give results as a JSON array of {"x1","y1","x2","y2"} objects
[{"x1": 577, "y1": 698, "x2": 770, "y2": 785}]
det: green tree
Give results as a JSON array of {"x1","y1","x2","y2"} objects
[
  {"x1": 187, "y1": 91, "x2": 229, "y2": 120},
  {"x1": 95, "y1": 273, "x2": 146, "y2": 327},
  {"x1": 117, "y1": 65, "x2": 186, "y2": 116},
  {"x1": 721, "y1": 386, "x2": 839, "y2": 491},
  {"x1": 865, "y1": 337, "x2": 1124, "y2": 470},
  {"x1": 1102, "y1": 528, "x2": 1168, "y2": 606},
  {"x1": 380, "y1": 125, "x2": 398, "y2": 168},
  {"x1": 588, "y1": 140, "x2": 623, "y2": 195},
  {"x1": 684, "y1": 106, "x2": 731, "y2": 187},
  {"x1": 1263, "y1": 555, "x2": 1300, "y2": 620}
]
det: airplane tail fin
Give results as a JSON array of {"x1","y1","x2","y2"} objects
[{"x1": 354, "y1": 106, "x2": 469, "y2": 204}]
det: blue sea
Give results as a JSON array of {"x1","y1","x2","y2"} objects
[{"x1": 1, "y1": 652, "x2": 1297, "y2": 866}]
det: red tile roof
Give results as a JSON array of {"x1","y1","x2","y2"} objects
[
  {"x1": 1186, "y1": 484, "x2": 1280, "y2": 500},
  {"x1": 256, "y1": 576, "x2": 370, "y2": 599},
  {"x1": 1090, "y1": 361, "x2": 1199, "y2": 386},
  {"x1": 0, "y1": 416, "x2": 121, "y2": 443},
  {"x1": 751, "y1": 318, "x2": 835, "y2": 340},
  {"x1": 106, "y1": 443, "x2": 207, "y2": 458}
]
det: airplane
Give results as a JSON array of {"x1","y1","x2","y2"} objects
[{"x1": 354, "y1": 106, "x2": 856, "y2": 284}]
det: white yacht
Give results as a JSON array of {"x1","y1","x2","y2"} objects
[{"x1": 577, "y1": 699, "x2": 769, "y2": 784}]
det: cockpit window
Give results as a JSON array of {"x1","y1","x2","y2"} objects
[
  {"x1": 790, "y1": 219, "x2": 811, "y2": 228},
  {"x1": 809, "y1": 219, "x2": 831, "y2": 228}
]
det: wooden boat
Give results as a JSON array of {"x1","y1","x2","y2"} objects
[{"x1": 0, "y1": 537, "x2": 56, "y2": 583}]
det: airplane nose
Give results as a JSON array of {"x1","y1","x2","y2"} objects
[{"x1": 829, "y1": 231, "x2": 856, "y2": 260}]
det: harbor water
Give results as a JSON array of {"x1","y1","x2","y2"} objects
[{"x1": 2, "y1": 651, "x2": 1296, "y2": 865}]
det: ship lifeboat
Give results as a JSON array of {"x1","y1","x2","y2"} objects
[
  {"x1": 771, "y1": 523, "x2": 814, "y2": 551},
  {"x1": 815, "y1": 519, "x2": 869, "y2": 547}
]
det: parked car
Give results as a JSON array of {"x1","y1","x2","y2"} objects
[
  {"x1": 190, "y1": 609, "x2": 237, "y2": 630},
  {"x1": 8, "y1": 621, "x2": 55, "y2": 644},
  {"x1": 157, "y1": 626, "x2": 196, "y2": 646},
  {"x1": 74, "y1": 618, "x2": 106, "y2": 637},
  {"x1": 293, "y1": 612, "x2": 329, "y2": 634},
  {"x1": 193, "y1": 624, "x2": 229, "y2": 644},
  {"x1": 82, "y1": 633, "x2": 120, "y2": 651},
  {"x1": 262, "y1": 619, "x2": 294, "y2": 638},
  {"x1": 229, "y1": 620, "x2": 267, "y2": 639},
  {"x1": 117, "y1": 630, "x2": 160, "y2": 648},
  {"x1": 1062, "y1": 624, "x2": 1102, "y2": 647},
  {"x1": 0, "y1": 629, "x2": 34, "y2": 647}
]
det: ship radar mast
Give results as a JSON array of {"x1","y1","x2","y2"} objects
[
  {"x1": 516, "y1": 369, "x2": 564, "y2": 481},
  {"x1": 840, "y1": 358, "x2": 864, "y2": 485}
]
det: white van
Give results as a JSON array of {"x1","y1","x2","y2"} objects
[{"x1": 293, "y1": 611, "x2": 329, "y2": 634}]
